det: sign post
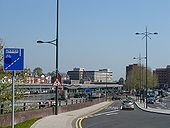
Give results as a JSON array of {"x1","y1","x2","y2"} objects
[
  {"x1": 4, "y1": 48, "x2": 24, "y2": 128},
  {"x1": 11, "y1": 71, "x2": 15, "y2": 128}
]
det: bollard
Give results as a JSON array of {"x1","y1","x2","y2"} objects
[
  {"x1": 52, "y1": 105, "x2": 55, "y2": 114},
  {"x1": 71, "y1": 100, "x2": 73, "y2": 104},
  {"x1": 66, "y1": 100, "x2": 67, "y2": 105},
  {"x1": 23, "y1": 103, "x2": 26, "y2": 111},
  {"x1": 39, "y1": 102, "x2": 41, "y2": 109},
  {"x1": 50, "y1": 101, "x2": 53, "y2": 107},
  {"x1": 0, "y1": 104, "x2": 4, "y2": 114},
  {"x1": 59, "y1": 101, "x2": 61, "y2": 106}
]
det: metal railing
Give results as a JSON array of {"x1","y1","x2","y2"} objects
[{"x1": 0, "y1": 98, "x2": 93, "y2": 114}]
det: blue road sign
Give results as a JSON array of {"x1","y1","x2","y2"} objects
[{"x1": 4, "y1": 48, "x2": 24, "y2": 70}]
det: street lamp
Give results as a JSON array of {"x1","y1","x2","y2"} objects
[
  {"x1": 105, "y1": 70, "x2": 107, "y2": 101},
  {"x1": 135, "y1": 27, "x2": 158, "y2": 108},
  {"x1": 37, "y1": 0, "x2": 59, "y2": 115}
]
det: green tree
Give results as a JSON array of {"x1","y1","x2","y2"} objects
[
  {"x1": 0, "y1": 39, "x2": 23, "y2": 103},
  {"x1": 118, "y1": 77, "x2": 125, "y2": 85},
  {"x1": 49, "y1": 71, "x2": 56, "y2": 83},
  {"x1": 126, "y1": 65, "x2": 140, "y2": 89},
  {"x1": 16, "y1": 68, "x2": 31, "y2": 83},
  {"x1": 0, "y1": 67, "x2": 11, "y2": 102},
  {"x1": 126, "y1": 64, "x2": 157, "y2": 90},
  {"x1": 152, "y1": 71, "x2": 158, "y2": 88},
  {"x1": 33, "y1": 67, "x2": 43, "y2": 76}
]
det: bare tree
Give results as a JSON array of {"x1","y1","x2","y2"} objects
[{"x1": 0, "y1": 38, "x2": 4, "y2": 64}]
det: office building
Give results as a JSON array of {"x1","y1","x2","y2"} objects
[
  {"x1": 67, "y1": 68, "x2": 113, "y2": 84},
  {"x1": 154, "y1": 65, "x2": 170, "y2": 88}
]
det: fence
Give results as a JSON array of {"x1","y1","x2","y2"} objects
[
  {"x1": 0, "y1": 98, "x2": 105, "y2": 127},
  {"x1": 0, "y1": 98, "x2": 91, "y2": 114}
]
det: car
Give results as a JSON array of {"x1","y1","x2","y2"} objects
[
  {"x1": 147, "y1": 97, "x2": 155, "y2": 104},
  {"x1": 147, "y1": 93, "x2": 156, "y2": 104},
  {"x1": 121, "y1": 99, "x2": 134, "y2": 110}
]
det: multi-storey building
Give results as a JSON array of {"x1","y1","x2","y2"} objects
[
  {"x1": 67, "y1": 68, "x2": 85, "y2": 84},
  {"x1": 126, "y1": 64, "x2": 138, "y2": 80},
  {"x1": 94, "y1": 69, "x2": 113, "y2": 83},
  {"x1": 154, "y1": 65, "x2": 170, "y2": 88},
  {"x1": 67, "y1": 68, "x2": 113, "y2": 84}
]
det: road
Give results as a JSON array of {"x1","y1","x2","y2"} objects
[
  {"x1": 81, "y1": 100, "x2": 170, "y2": 128},
  {"x1": 148, "y1": 94, "x2": 170, "y2": 110}
]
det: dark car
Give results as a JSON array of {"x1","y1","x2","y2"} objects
[{"x1": 147, "y1": 97, "x2": 155, "y2": 104}]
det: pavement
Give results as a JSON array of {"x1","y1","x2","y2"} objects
[
  {"x1": 31, "y1": 101, "x2": 111, "y2": 128},
  {"x1": 135, "y1": 100, "x2": 170, "y2": 115}
]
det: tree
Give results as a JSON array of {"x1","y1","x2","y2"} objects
[
  {"x1": 0, "y1": 66, "x2": 11, "y2": 102},
  {"x1": 16, "y1": 68, "x2": 31, "y2": 83},
  {"x1": 0, "y1": 39, "x2": 23, "y2": 103},
  {"x1": 125, "y1": 64, "x2": 157, "y2": 90},
  {"x1": 33, "y1": 67, "x2": 43, "y2": 76},
  {"x1": 118, "y1": 77, "x2": 125, "y2": 85},
  {"x1": 0, "y1": 39, "x2": 4, "y2": 65},
  {"x1": 0, "y1": 39, "x2": 11, "y2": 102},
  {"x1": 152, "y1": 72, "x2": 158, "y2": 88},
  {"x1": 126, "y1": 65, "x2": 140, "y2": 89},
  {"x1": 50, "y1": 71, "x2": 56, "y2": 83}
]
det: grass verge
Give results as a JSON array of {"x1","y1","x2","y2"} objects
[{"x1": 5, "y1": 117, "x2": 41, "y2": 128}]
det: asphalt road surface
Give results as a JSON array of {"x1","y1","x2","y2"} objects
[
  {"x1": 82, "y1": 100, "x2": 170, "y2": 128},
  {"x1": 148, "y1": 94, "x2": 170, "y2": 110}
]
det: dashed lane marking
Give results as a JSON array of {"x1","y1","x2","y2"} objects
[{"x1": 106, "y1": 113, "x2": 118, "y2": 116}]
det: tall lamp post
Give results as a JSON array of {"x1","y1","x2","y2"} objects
[
  {"x1": 135, "y1": 27, "x2": 158, "y2": 108},
  {"x1": 37, "y1": 0, "x2": 59, "y2": 115},
  {"x1": 105, "y1": 70, "x2": 107, "y2": 101}
]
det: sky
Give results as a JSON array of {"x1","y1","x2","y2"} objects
[{"x1": 0, "y1": 0, "x2": 170, "y2": 80}]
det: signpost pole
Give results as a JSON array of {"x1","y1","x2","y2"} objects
[
  {"x1": 3, "y1": 48, "x2": 24, "y2": 128},
  {"x1": 11, "y1": 71, "x2": 15, "y2": 128}
]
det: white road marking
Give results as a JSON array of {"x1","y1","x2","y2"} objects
[
  {"x1": 106, "y1": 113, "x2": 118, "y2": 116},
  {"x1": 88, "y1": 110, "x2": 119, "y2": 118}
]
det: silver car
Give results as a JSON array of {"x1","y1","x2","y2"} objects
[{"x1": 121, "y1": 99, "x2": 135, "y2": 110}]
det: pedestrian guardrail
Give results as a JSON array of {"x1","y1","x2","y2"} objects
[{"x1": 0, "y1": 98, "x2": 91, "y2": 114}]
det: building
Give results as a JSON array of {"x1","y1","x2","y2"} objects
[
  {"x1": 94, "y1": 69, "x2": 113, "y2": 83},
  {"x1": 154, "y1": 65, "x2": 170, "y2": 88},
  {"x1": 25, "y1": 74, "x2": 51, "y2": 84},
  {"x1": 67, "y1": 68, "x2": 84, "y2": 81},
  {"x1": 126, "y1": 64, "x2": 138, "y2": 81},
  {"x1": 67, "y1": 68, "x2": 85, "y2": 84},
  {"x1": 67, "y1": 68, "x2": 113, "y2": 84}
]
